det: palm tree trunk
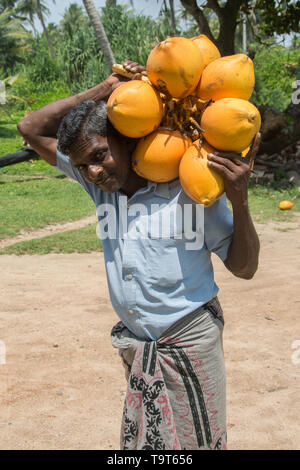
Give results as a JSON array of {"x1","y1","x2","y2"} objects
[
  {"x1": 169, "y1": 0, "x2": 177, "y2": 34},
  {"x1": 34, "y1": 0, "x2": 56, "y2": 60},
  {"x1": 82, "y1": 0, "x2": 115, "y2": 71}
]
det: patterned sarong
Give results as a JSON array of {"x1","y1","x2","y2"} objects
[{"x1": 111, "y1": 297, "x2": 227, "y2": 450}]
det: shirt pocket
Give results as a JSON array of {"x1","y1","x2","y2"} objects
[
  {"x1": 144, "y1": 238, "x2": 183, "y2": 288},
  {"x1": 144, "y1": 216, "x2": 185, "y2": 289}
]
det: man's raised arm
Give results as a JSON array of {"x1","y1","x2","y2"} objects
[{"x1": 17, "y1": 61, "x2": 145, "y2": 166}]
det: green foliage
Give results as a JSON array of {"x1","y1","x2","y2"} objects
[
  {"x1": 0, "y1": 7, "x2": 30, "y2": 71},
  {"x1": 255, "y1": 0, "x2": 300, "y2": 36},
  {"x1": 251, "y1": 42, "x2": 300, "y2": 111},
  {"x1": 102, "y1": 5, "x2": 174, "y2": 67},
  {"x1": 57, "y1": 20, "x2": 108, "y2": 92},
  {"x1": 5, "y1": 4, "x2": 177, "y2": 99},
  {"x1": 19, "y1": 35, "x2": 59, "y2": 85}
]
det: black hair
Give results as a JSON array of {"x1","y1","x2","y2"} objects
[{"x1": 57, "y1": 99, "x2": 114, "y2": 155}]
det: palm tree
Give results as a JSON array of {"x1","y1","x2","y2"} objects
[
  {"x1": 60, "y1": 3, "x2": 87, "y2": 38},
  {"x1": 82, "y1": 0, "x2": 115, "y2": 71},
  {"x1": 14, "y1": 0, "x2": 48, "y2": 34},
  {"x1": 33, "y1": 0, "x2": 56, "y2": 60},
  {"x1": 13, "y1": 0, "x2": 56, "y2": 60},
  {"x1": 0, "y1": 1, "x2": 17, "y2": 13},
  {"x1": 0, "y1": 8, "x2": 29, "y2": 69},
  {"x1": 169, "y1": 0, "x2": 177, "y2": 34}
]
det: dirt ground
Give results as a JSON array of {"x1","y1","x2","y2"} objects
[{"x1": 0, "y1": 217, "x2": 299, "y2": 450}]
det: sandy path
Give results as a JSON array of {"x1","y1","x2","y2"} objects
[{"x1": 0, "y1": 218, "x2": 299, "y2": 450}]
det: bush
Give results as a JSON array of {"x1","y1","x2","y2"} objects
[{"x1": 251, "y1": 42, "x2": 300, "y2": 111}]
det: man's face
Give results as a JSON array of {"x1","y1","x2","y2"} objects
[{"x1": 69, "y1": 133, "x2": 131, "y2": 193}]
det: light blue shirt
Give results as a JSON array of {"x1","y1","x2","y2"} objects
[{"x1": 55, "y1": 149, "x2": 234, "y2": 341}]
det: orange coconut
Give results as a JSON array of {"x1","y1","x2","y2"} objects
[
  {"x1": 132, "y1": 128, "x2": 191, "y2": 183},
  {"x1": 201, "y1": 98, "x2": 261, "y2": 152},
  {"x1": 179, "y1": 140, "x2": 224, "y2": 207},
  {"x1": 197, "y1": 54, "x2": 255, "y2": 101},
  {"x1": 191, "y1": 34, "x2": 221, "y2": 68},
  {"x1": 146, "y1": 37, "x2": 205, "y2": 99},
  {"x1": 107, "y1": 80, "x2": 163, "y2": 138},
  {"x1": 279, "y1": 200, "x2": 293, "y2": 210}
]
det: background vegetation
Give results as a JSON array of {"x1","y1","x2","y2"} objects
[{"x1": 0, "y1": 0, "x2": 299, "y2": 254}]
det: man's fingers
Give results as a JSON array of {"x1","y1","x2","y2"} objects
[
  {"x1": 207, "y1": 160, "x2": 232, "y2": 178},
  {"x1": 207, "y1": 153, "x2": 238, "y2": 172},
  {"x1": 123, "y1": 60, "x2": 146, "y2": 75},
  {"x1": 132, "y1": 73, "x2": 142, "y2": 80},
  {"x1": 208, "y1": 151, "x2": 243, "y2": 166}
]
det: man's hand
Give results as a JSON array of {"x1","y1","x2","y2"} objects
[
  {"x1": 207, "y1": 133, "x2": 261, "y2": 206},
  {"x1": 106, "y1": 60, "x2": 147, "y2": 93}
]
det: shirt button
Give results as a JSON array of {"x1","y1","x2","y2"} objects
[
  {"x1": 127, "y1": 274, "x2": 133, "y2": 280},
  {"x1": 128, "y1": 309, "x2": 134, "y2": 315}
]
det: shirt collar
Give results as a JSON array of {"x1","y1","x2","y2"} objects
[{"x1": 148, "y1": 180, "x2": 170, "y2": 200}]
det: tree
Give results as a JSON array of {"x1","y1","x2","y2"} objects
[
  {"x1": 33, "y1": 0, "x2": 56, "y2": 60},
  {"x1": 179, "y1": 0, "x2": 300, "y2": 56},
  {"x1": 7, "y1": 0, "x2": 57, "y2": 59},
  {"x1": 60, "y1": 3, "x2": 87, "y2": 39},
  {"x1": 0, "y1": 8, "x2": 29, "y2": 70},
  {"x1": 14, "y1": 0, "x2": 49, "y2": 34},
  {"x1": 82, "y1": 0, "x2": 115, "y2": 71},
  {"x1": 255, "y1": 0, "x2": 300, "y2": 36},
  {"x1": 169, "y1": 0, "x2": 177, "y2": 34}
]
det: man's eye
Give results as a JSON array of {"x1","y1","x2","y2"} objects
[
  {"x1": 78, "y1": 165, "x2": 86, "y2": 171},
  {"x1": 95, "y1": 152, "x2": 106, "y2": 162}
]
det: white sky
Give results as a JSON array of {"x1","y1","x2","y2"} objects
[
  {"x1": 42, "y1": 0, "x2": 183, "y2": 27},
  {"x1": 36, "y1": 0, "x2": 293, "y2": 47}
]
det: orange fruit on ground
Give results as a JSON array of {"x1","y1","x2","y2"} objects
[{"x1": 279, "y1": 200, "x2": 293, "y2": 210}]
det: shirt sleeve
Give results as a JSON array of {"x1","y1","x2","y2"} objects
[
  {"x1": 54, "y1": 148, "x2": 97, "y2": 203},
  {"x1": 204, "y1": 194, "x2": 234, "y2": 261}
]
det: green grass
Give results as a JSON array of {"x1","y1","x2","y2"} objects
[
  {"x1": 0, "y1": 173, "x2": 95, "y2": 239},
  {"x1": 1, "y1": 158, "x2": 61, "y2": 176},
  {"x1": 0, "y1": 111, "x2": 24, "y2": 155},
  {"x1": 0, "y1": 223, "x2": 102, "y2": 255},
  {"x1": 247, "y1": 183, "x2": 300, "y2": 223}
]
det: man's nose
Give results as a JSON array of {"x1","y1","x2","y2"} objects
[{"x1": 87, "y1": 164, "x2": 103, "y2": 179}]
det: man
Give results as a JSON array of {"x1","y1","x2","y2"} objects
[{"x1": 17, "y1": 61, "x2": 260, "y2": 450}]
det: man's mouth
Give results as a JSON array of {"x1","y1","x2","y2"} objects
[{"x1": 96, "y1": 174, "x2": 115, "y2": 187}]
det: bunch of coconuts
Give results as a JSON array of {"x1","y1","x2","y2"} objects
[{"x1": 108, "y1": 35, "x2": 261, "y2": 207}]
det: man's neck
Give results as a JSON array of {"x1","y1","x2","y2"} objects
[{"x1": 120, "y1": 169, "x2": 148, "y2": 198}]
